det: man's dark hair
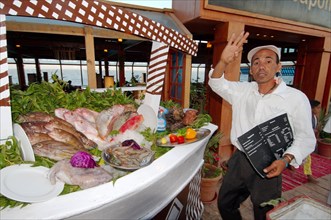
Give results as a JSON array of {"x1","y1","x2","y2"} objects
[{"x1": 310, "y1": 99, "x2": 320, "y2": 108}]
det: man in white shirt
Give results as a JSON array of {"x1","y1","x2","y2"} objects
[{"x1": 208, "y1": 32, "x2": 316, "y2": 220}]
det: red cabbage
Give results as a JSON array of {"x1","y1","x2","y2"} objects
[
  {"x1": 70, "y1": 151, "x2": 97, "y2": 168},
  {"x1": 121, "y1": 139, "x2": 141, "y2": 150}
]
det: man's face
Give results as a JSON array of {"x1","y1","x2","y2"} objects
[
  {"x1": 312, "y1": 105, "x2": 321, "y2": 116},
  {"x1": 250, "y1": 49, "x2": 282, "y2": 84}
]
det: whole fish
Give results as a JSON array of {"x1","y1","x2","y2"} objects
[
  {"x1": 54, "y1": 108, "x2": 71, "y2": 120},
  {"x1": 62, "y1": 110, "x2": 109, "y2": 149},
  {"x1": 18, "y1": 112, "x2": 54, "y2": 123},
  {"x1": 96, "y1": 105, "x2": 126, "y2": 139},
  {"x1": 18, "y1": 111, "x2": 74, "y2": 128},
  {"x1": 47, "y1": 128, "x2": 86, "y2": 150},
  {"x1": 45, "y1": 119, "x2": 97, "y2": 149},
  {"x1": 20, "y1": 121, "x2": 49, "y2": 134},
  {"x1": 26, "y1": 132, "x2": 54, "y2": 145},
  {"x1": 63, "y1": 110, "x2": 99, "y2": 137},
  {"x1": 96, "y1": 104, "x2": 137, "y2": 139},
  {"x1": 32, "y1": 140, "x2": 84, "y2": 161},
  {"x1": 73, "y1": 108, "x2": 99, "y2": 124}
]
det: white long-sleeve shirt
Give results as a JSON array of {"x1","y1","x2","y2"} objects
[{"x1": 208, "y1": 72, "x2": 316, "y2": 167}]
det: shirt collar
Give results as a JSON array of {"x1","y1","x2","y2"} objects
[
  {"x1": 251, "y1": 79, "x2": 288, "y2": 98},
  {"x1": 272, "y1": 79, "x2": 287, "y2": 98}
]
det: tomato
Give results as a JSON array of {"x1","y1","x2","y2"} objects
[
  {"x1": 185, "y1": 128, "x2": 197, "y2": 139},
  {"x1": 169, "y1": 134, "x2": 178, "y2": 143},
  {"x1": 177, "y1": 136, "x2": 185, "y2": 144}
]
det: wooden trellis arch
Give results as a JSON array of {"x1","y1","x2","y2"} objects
[{"x1": 0, "y1": 0, "x2": 198, "y2": 141}]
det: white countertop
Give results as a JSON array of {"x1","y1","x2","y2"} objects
[
  {"x1": 92, "y1": 86, "x2": 146, "y2": 93},
  {"x1": 0, "y1": 123, "x2": 218, "y2": 219}
]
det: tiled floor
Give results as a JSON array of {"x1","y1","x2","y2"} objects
[{"x1": 202, "y1": 174, "x2": 331, "y2": 219}]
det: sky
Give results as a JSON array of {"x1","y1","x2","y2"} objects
[{"x1": 108, "y1": 0, "x2": 172, "y2": 9}]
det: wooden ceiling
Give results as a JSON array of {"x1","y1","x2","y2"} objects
[
  {"x1": 6, "y1": 19, "x2": 317, "y2": 65},
  {"x1": 6, "y1": 31, "x2": 152, "y2": 63}
]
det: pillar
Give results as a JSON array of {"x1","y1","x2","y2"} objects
[
  {"x1": 207, "y1": 22, "x2": 245, "y2": 163},
  {"x1": 84, "y1": 26, "x2": 97, "y2": 89}
]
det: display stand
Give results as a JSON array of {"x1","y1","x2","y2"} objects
[{"x1": 1, "y1": 123, "x2": 218, "y2": 220}]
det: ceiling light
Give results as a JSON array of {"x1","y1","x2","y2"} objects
[
  {"x1": 118, "y1": 38, "x2": 123, "y2": 42},
  {"x1": 16, "y1": 44, "x2": 21, "y2": 48},
  {"x1": 104, "y1": 49, "x2": 108, "y2": 52}
]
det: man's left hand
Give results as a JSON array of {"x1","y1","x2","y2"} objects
[{"x1": 263, "y1": 159, "x2": 287, "y2": 178}]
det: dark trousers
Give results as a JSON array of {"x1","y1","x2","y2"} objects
[{"x1": 218, "y1": 150, "x2": 282, "y2": 220}]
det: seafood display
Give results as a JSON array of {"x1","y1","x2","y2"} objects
[
  {"x1": 11, "y1": 104, "x2": 153, "y2": 189},
  {"x1": 48, "y1": 159, "x2": 113, "y2": 189},
  {"x1": 102, "y1": 140, "x2": 155, "y2": 170},
  {"x1": 18, "y1": 104, "x2": 147, "y2": 161}
]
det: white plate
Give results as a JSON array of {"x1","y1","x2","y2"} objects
[
  {"x1": 13, "y1": 123, "x2": 35, "y2": 162},
  {"x1": 137, "y1": 104, "x2": 157, "y2": 131},
  {"x1": 0, "y1": 164, "x2": 64, "y2": 203}
]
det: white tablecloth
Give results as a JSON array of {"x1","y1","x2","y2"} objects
[{"x1": 1, "y1": 123, "x2": 218, "y2": 219}]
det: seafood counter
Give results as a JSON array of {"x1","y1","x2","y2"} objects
[
  {"x1": 1, "y1": 83, "x2": 217, "y2": 219},
  {"x1": 1, "y1": 122, "x2": 217, "y2": 219}
]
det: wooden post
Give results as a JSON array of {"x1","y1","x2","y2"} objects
[{"x1": 84, "y1": 26, "x2": 97, "y2": 89}]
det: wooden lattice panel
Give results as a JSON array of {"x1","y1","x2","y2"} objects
[
  {"x1": 146, "y1": 42, "x2": 169, "y2": 95},
  {"x1": 0, "y1": 0, "x2": 198, "y2": 56}
]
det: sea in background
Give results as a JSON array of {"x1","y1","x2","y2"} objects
[{"x1": 7, "y1": 58, "x2": 294, "y2": 87}]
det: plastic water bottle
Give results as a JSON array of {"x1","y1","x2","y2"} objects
[{"x1": 157, "y1": 108, "x2": 167, "y2": 132}]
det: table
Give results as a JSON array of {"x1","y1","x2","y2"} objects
[{"x1": 1, "y1": 123, "x2": 218, "y2": 219}]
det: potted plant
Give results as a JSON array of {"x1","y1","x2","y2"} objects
[
  {"x1": 317, "y1": 109, "x2": 331, "y2": 158},
  {"x1": 200, "y1": 131, "x2": 224, "y2": 203}
]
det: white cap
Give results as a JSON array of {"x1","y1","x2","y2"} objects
[{"x1": 247, "y1": 45, "x2": 281, "y2": 63}]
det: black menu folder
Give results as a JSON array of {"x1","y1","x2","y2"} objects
[{"x1": 237, "y1": 113, "x2": 294, "y2": 178}]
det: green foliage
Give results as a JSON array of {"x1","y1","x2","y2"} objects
[
  {"x1": 191, "y1": 114, "x2": 212, "y2": 129},
  {"x1": 202, "y1": 131, "x2": 223, "y2": 178},
  {"x1": 190, "y1": 82, "x2": 207, "y2": 113},
  {"x1": 160, "y1": 100, "x2": 180, "y2": 109},
  {"x1": 317, "y1": 108, "x2": 331, "y2": 143},
  {"x1": 10, "y1": 82, "x2": 136, "y2": 122},
  {"x1": 202, "y1": 164, "x2": 222, "y2": 179},
  {"x1": 260, "y1": 197, "x2": 286, "y2": 208},
  {"x1": 204, "y1": 131, "x2": 222, "y2": 165},
  {"x1": 0, "y1": 137, "x2": 25, "y2": 169}
]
